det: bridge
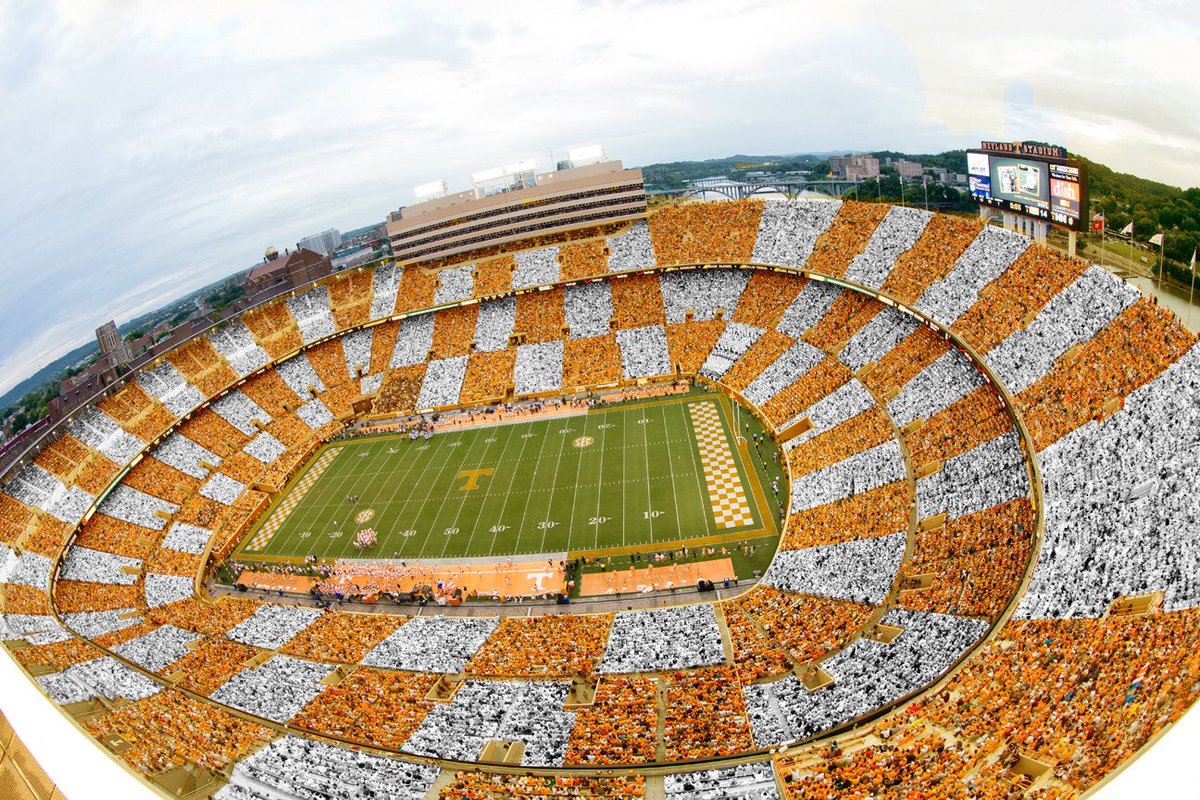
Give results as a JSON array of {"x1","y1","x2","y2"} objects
[{"x1": 647, "y1": 177, "x2": 865, "y2": 201}]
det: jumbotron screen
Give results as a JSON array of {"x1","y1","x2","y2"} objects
[{"x1": 967, "y1": 146, "x2": 1088, "y2": 231}]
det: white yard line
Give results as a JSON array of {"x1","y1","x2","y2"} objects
[
  {"x1": 592, "y1": 414, "x2": 608, "y2": 550},
  {"x1": 683, "y1": 402, "x2": 716, "y2": 538},
  {"x1": 640, "y1": 405, "x2": 654, "y2": 541},
  {"x1": 538, "y1": 419, "x2": 572, "y2": 553},
  {"x1": 459, "y1": 422, "x2": 520, "y2": 557},
  {"x1": 432, "y1": 429, "x2": 491, "y2": 559},
  {"x1": 564, "y1": 416, "x2": 590, "y2": 553},
  {"x1": 661, "y1": 404, "x2": 682, "y2": 544},
  {"x1": 513, "y1": 421, "x2": 553, "y2": 551},
  {"x1": 411, "y1": 433, "x2": 475, "y2": 560}
]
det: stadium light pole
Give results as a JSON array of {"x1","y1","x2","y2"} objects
[
  {"x1": 1189, "y1": 249, "x2": 1197, "y2": 332},
  {"x1": 1155, "y1": 232, "x2": 1164, "y2": 296}
]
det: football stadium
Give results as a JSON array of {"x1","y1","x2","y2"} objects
[{"x1": 2, "y1": 180, "x2": 1199, "y2": 800}]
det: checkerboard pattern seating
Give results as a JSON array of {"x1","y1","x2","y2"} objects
[
  {"x1": 688, "y1": 402, "x2": 754, "y2": 529},
  {"x1": 246, "y1": 447, "x2": 344, "y2": 551}
]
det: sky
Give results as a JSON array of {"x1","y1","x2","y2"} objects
[{"x1": 1, "y1": 0, "x2": 1199, "y2": 396}]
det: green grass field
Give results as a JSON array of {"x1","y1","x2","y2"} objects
[{"x1": 239, "y1": 392, "x2": 776, "y2": 563}]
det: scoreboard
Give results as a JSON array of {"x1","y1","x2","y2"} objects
[{"x1": 967, "y1": 142, "x2": 1088, "y2": 232}]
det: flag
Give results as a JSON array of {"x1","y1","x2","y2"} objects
[
  {"x1": 1091, "y1": 213, "x2": 1105, "y2": 233},
  {"x1": 1149, "y1": 233, "x2": 1164, "y2": 247},
  {"x1": 1192, "y1": 248, "x2": 1197, "y2": 273},
  {"x1": 1121, "y1": 222, "x2": 1134, "y2": 236}
]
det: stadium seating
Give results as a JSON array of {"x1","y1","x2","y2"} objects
[{"x1": 2, "y1": 197, "x2": 1198, "y2": 800}]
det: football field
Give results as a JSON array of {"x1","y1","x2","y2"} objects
[{"x1": 237, "y1": 393, "x2": 774, "y2": 562}]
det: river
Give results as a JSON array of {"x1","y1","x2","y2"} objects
[{"x1": 1127, "y1": 275, "x2": 1200, "y2": 333}]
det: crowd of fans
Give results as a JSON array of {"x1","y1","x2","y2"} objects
[
  {"x1": 699, "y1": 321, "x2": 765, "y2": 381},
  {"x1": 843, "y1": 205, "x2": 933, "y2": 291},
  {"x1": 802, "y1": 201, "x2": 890, "y2": 278},
  {"x1": 395, "y1": 265, "x2": 440, "y2": 313},
  {"x1": 663, "y1": 665, "x2": 754, "y2": 760},
  {"x1": 565, "y1": 280, "x2": 613, "y2": 338},
  {"x1": 136, "y1": 360, "x2": 206, "y2": 419},
  {"x1": 913, "y1": 223, "x2": 1033, "y2": 329},
  {"x1": 242, "y1": 300, "x2": 304, "y2": 359},
  {"x1": 615, "y1": 325, "x2": 672, "y2": 379},
  {"x1": 461, "y1": 349, "x2": 516, "y2": 403},
  {"x1": 789, "y1": 440, "x2": 906, "y2": 514},
  {"x1": 291, "y1": 666, "x2": 435, "y2": 748},
  {"x1": 745, "y1": 610, "x2": 989, "y2": 746},
  {"x1": 951, "y1": 245, "x2": 1091, "y2": 354},
  {"x1": 666, "y1": 320, "x2": 725, "y2": 375},
  {"x1": 416, "y1": 355, "x2": 469, "y2": 408},
  {"x1": 113, "y1": 623, "x2": 202, "y2": 672},
  {"x1": 1020, "y1": 343, "x2": 1200, "y2": 618},
  {"x1": 218, "y1": 735, "x2": 440, "y2": 800},
  {"x1": 805, "y1": 291, "x2": 877, "y2": 353},
  {"x1": 732, "y1": 588, "x2": 874, "y2": 673},
  {"x1": 742, "y1": 340, "x2": 825, "y2": 409},
  {"x1": 225, "y1": 603, "x2": 323, "y2": 650},
  {"x1": 62, "y1": 410, "x2": 141, "y2": 472},
  {"x1": 732, "y1": 269, "x2": 806, "y2": 329},
  {"x1": 208, "y1": 320, "x2": 271, "y2": 378},
  {"x1": 751, "y1": 199, "x2": 841, "y2": 269},
  {"x1": 905, "y1": 385, "x2": 1013, "y2": 466},
  {"x1": 4, "y1": 200, "x2": 1200, "y2": 796},
  {"x1": 900, "y1": 497, "x2": 1034, "y2": 620},
  {"x1": 610, "y1": 273, "x2": 667, "y2": 329},
  {"x1": 442, "y1": 773, "x2": 646, "y2": 800},
  {"x1": 721, "y1": 329, "x2": 796, "y2": 392},
  {"x1": 600, "y1": 604, "x2": 725, "y2": 673},
  {"x1": 99, "y1": 381, "x2": 175, "y2": 441},
  {"x1": 514, "y1": 340, "x2": 564, "y2": 395},
  {"x1": 466, "y1": 613, "x2": 612, "y2": 677},
  {"x1": 328, "y1": 267, "x2": 373, "y2": 329},
  {"x1": 762, "y1": 357, "x2": 854, "y2": 429},
  {"x1": 434, "y1": 263, "x2": 475, "y2": 305},
  {"x1": 860, "y1": 326, "x2": 950, "y2": 400},
  {"x1": 661, "y1": 268, "x2": 750, "y2": 323},
  {"x1": 881, "y1": 213, "x2": 983, "y2": 305},
  {"x1": 786, "y1": 406, "x2": 893, "y2": 478},
  {"x1": 515, "y1": 286, "x2": 567, "y2": 343},
  {"x1": 648, "y1": 200, "x2": 762, "y2": 266},
  {"x1": 472, "y1": 255, "x2": 515, "y2": 297},
  {"x1": 165, "y1": 337, "x2": 237, "y2": 398},
  {"x1": 765, "y1": 532, "x2": 905, "y2": 606},
  {"x1": 210, "y1": 653, "x2": 334, "y2": 723},
  {"x1": 1016, "y1": 298, "x2": 1195, "y2": 450},
  {"x1": 558, "y1": 238, "x2": 610, "y2": 281},
  {"x1": 286, "y1": 285, "x2": 338, "y2": 344},
  {"x1": 432, "y1": 305, "x2": 478, "y2": 358},
  {"x1": 887, "y1": 348, "x2": 986, "y2": 429},
  {"x1": 513, "y1": 246, "x2": 562, "y2": 289},
  {"x1": 565, "y1": 674, "x2": 658, "y2": 765},
  {"x1": 987, "y1": 267, "x2": 1141, "y2": 395},
  {"x1": 607, "y1": 220, "x2": 656, "y2": 272},
  {"x1": 402, "y1": 679, "x2": 575, "y2": 765},
  {"x1": 363, "y1": 615, "x2": 500, "y2": 673},
  {"x1": 837, "y1": 306, "x2": 920, "y2": 373},
  {"x1": 38, "y1": 655, "x2": 161, "y2": 705},
  {"x1": 144, "y1": 572, "x2": 195, "y2": 608},
  {"x1": 779, "y1": 482, "x2": 908, "y2": 549},
  {"x1": 916, "y1": 432, "x2": 1029, "y2": 523},
  {"x1": 666, "y1": 762, "x2": 779, "y2": 800}
]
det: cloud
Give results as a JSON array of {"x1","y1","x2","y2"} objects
[{"x1": 0, "y1": 0, "x2": 1197, "y2": 395}]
